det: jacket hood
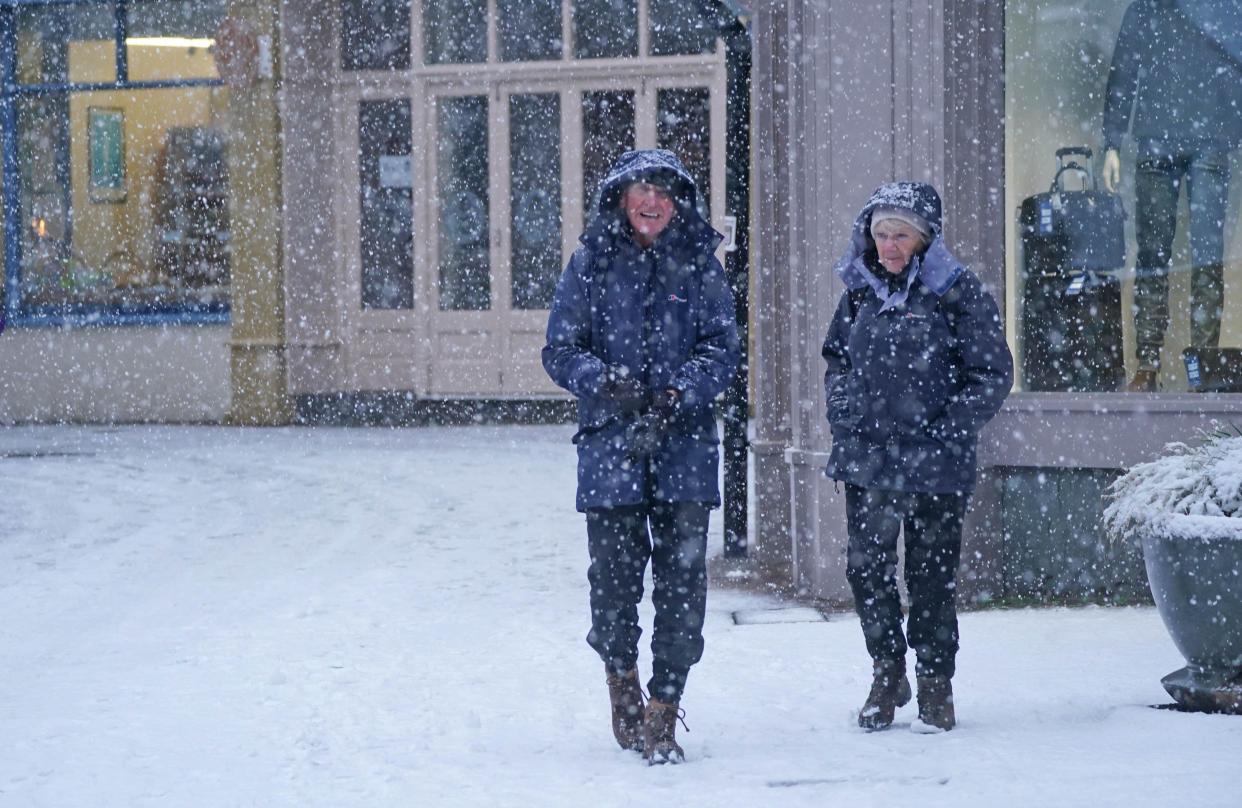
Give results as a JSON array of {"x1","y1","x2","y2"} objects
[
  {"x1": 583, "y1": 149, "x2": 721, "y2": 254},
  {"x1": 833, "y1": 181, "x2": 963, "y2": 307}
]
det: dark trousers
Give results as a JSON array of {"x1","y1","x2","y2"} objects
[
  {"x1": 585, "y1": 500, "x2": 710, "y2": 704},
  {"x1": 844, "y1": 484, "x2": 967, "y2": 679},
  {"x1": 1133, "y1": 144, "x2": 1230, "y2": 367}
]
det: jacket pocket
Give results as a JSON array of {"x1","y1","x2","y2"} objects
[{"x1": 827, "y1": 370, "x2": 864, "y2": 429}]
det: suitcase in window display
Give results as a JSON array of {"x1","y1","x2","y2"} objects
[{"x1": 1018, "y1": 146, "x2": 1126, "y2": 392}]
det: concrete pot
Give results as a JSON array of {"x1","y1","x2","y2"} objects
[{"x1": 1142, "y1": 524, "x2": 1242, "y2": 713}]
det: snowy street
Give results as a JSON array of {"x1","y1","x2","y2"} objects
[{"x1": 1, "y1": 424, "x2": 1238, "y2": 807}]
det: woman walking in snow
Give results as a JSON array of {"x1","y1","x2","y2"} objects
[
  {"x1": 543, "y1": 149, "x2": 740, "y2": 763},
  {"x1": 822, "y1": 182, "x2": 1013, "y2": 732}
]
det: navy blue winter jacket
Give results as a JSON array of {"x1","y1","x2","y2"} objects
[
  {"x1": 822, "y1": 183, "x2": 1013, "y2": 495},
  {"x1": 543, "y1": 150, "x2": 741, "y2": 511}
]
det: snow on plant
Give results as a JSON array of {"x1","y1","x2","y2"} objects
[{"x1": 1103, "y1": 424, "x2": 1242, "y2": 544}]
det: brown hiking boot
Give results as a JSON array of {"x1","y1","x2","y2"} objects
[
  {"x1": 641, "y1": 699, "x2": 686, "y2": 764},
  {"x1": 1125, "y1": 368, "x2": 1158, "y2": 392},
  {"x1": 912, "y1": 675, "x2": 955, "y2": 733},
  {"x1": 606, "y1": 668, "x2": 646, "y2": 751},
  {"x1": 857, "y1": 658, "x2": 912, "y2": 731}
]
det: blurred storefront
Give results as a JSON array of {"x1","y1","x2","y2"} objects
[
  {"x1": 749, "y1": 0, "x2": 1242, "y2": 604},
  {"x1": 0, "y1": 0, "x2": 748, "y2": 421}
]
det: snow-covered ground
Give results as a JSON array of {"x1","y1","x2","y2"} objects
[{"x1": 1, "y1": 424, "x2": 1238, "y2": 807}]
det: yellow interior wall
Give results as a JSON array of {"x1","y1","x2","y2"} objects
[{"x1": 66, "y1": 41, "x2": 225, "y2": 282}]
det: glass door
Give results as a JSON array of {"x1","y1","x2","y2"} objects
[
  {"x1": 422, "y1": 71, "x2": 724, "y2": 397},
  {"x1": 499, "y1": 87, "x2": 568, "y2": 393},
  {"x1": 427, "y1": 87, "x2": 502, "y2": 394}
]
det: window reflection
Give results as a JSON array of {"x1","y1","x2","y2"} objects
[
  {"x1": 510, "y1": 94, "x2": 562, "y2": 310},
  {"x1": 581, "y1": 90, "x2": 635, "y2": 219},
  {"x1": 573, "y1": 0, "x2": 638, "y2": 60},
  {"x1": 656, "y1": 87, "x2": 711, "y2": 220},
  {"x1": 15, "y1": 4, "x2": 115, "y2": 85},
  {"x1": 424, "y1": 0, "x2": 487, "y2": 65},
  {"x1": 649, "y1": 0, "x2": 719, "y2": 57},
  {"x1": 340, "y1": 0, "x2": 412, "y2": 71},
  {"x1": 436, "y1": 95, "x2": 491, "y2": 311},
  {"x1": 359, "y1": 99, "x2": 414, "y2": 310},
  {"x1": 498, "y1": 0, "x2": 562, "y2": 62}
]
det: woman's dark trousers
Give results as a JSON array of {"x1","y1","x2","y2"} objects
[
  {"x1": 586, "y1": 501, "x2": 710, "y2": 704},
  {"x1": 844, "y1": 484, "x2": 968, "y2": 679}
]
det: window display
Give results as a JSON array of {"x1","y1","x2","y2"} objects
[{"x1": 1005, "y1": 0, "x2": 1242, "y2": 392}]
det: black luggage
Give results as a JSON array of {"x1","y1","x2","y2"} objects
[
  {"x1": 1019, "y1": 147, "x2": 1126, "y2": 273},
  {"x1": 1019, "y1": 147, "x2": 1126, "y2": 392},
  {"x1": 1182, "y1": 347, "x2": 1242, "y2": 393}
]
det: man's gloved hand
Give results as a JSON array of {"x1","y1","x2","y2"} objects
[
  {"x1": 599, "y1": 366, "x2": 650, "y2": 414},
  {"x1": 624, "y1": 389, "x2": 681, "y2": 461},
  {"x1": 649, "y1": 388, "x2": 680, "y2": 424}
]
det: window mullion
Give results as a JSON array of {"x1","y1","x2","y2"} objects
[
  {"x1": 637, "y1": 0, "x2": 648, "y2": 58},
  {"x1": 486, "y1": 0, "x2": 497, "y2": 63},
  {"x1": 114, "y1": 0, "x2": 128, "y2": 82}
]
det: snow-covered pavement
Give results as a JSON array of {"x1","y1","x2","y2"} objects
[{"x1": 1, "y1": 424, "x2": 1237, "y2": 807}]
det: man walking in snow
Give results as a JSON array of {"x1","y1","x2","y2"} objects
[{"x1": 543, "y1": 149, "x2": 740, "y2": 764}]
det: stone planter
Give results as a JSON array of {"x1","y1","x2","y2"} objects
[{"x1": 1142, "y1": 518, "x2": 1242, "y2": 713}]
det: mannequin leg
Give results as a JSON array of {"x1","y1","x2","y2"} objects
[
  {"x1": 1186, "y1": 147, "x2": 1230, "y2": 350},
  {"x1": 1132, "y1": 152, "x2": 1181, "y2": 371}
]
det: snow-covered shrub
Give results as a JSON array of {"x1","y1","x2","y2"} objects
[{"x1": 1103, "y1": 425, "x2": 1242, "y2": 544}]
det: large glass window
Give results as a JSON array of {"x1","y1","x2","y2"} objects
[
  {"x1": 572, "y1": 0, "x2": 638, "y2": 60},
  {"x1": 15, "y1": 3, "x2": 115, "y2": 84},
  {"x1": 424, "y1": 0, "x2": 487, "y2": 65},
  {"x1": 657, "y1": 86, "x2": 711, "y2": 220},
  {"x1": 581, "y1": 90, "x2": 635, "y2": 217},
  {"x1": 509, "y1": 93, "x2": 562, "y2": 310},
  {"x1": 498, "y1": 0, "x2": 561, "y2": 62},
  {"x1": 2, "y1": 0, "x2": 231, "y2": 324},
  {"x1": 340, "y1": 0, "x2": 411, "y2": 71},
  {"x1": 649, "y1": 0, "x2": 719, "y2": 57},
  {"x1": 436, "y1": 94, "x2": 490, "y2": 310},
  {"x1": 1005, "y1": 0, "x2": 1242, "y2": 393},
  {"x1": 17, "y1": 85, "x2": 231, "y2": 314}
]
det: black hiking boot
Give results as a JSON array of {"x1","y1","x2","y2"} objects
[
  {"x1": 912, "y1": 675, "x2": 955, "y2": 733},
  {"x1": 606, "y1": 668, "x2": 646, "y2": 751},
  {"x1": 858, "y1": 658, "x2": 912, "y2": 731},
  {"x1": 641, "y1": 699, "x2": 686, "y2": 764}
]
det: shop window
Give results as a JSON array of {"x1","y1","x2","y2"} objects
[
  {"x1": 509, "y1": 93, "x2": 562, "y2": 310},
  {"x1": 656, "y1": 86, "x2": 710, "y2": 220},
  {"x1": 1005, "y1": 0, "x2": 1242, "y2": 393},
  {"x1": 497, "y1": 0, "x2": 562, "y2": 62},
  {"x1": 359, "y1": 99, "x2": 414, "y2": 310},
  {"x1": 581, "y1": 90, "x2": 635, "y2": 217},
  {"x1": 125, "y1": 0, "x2": 226, "y2": 82},
  {"x1": 572, "y1": 0, "x2": 638, "y2": 60},
  {"x1": 649, "y1": 0, "x2": 718, "y2": 57},
  {"x1": 15, "y1": 3, "x2": 115, "y2": 85},
  {"x1": 436, "y1": 95, "x2": 490, "y2": 310},
  {"x1": 16, "y1": 86, "x2": 231, "y2": 315},
  {"x1": 340, "y1": 0, "x2": 412, "y2": 71},
  {"x1": 424, "y1": 0, "x2": 487, "y2": 65}
]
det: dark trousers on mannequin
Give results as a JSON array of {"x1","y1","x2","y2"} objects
[
  {"x1": 1133, "y1": 143, "x2": 1230, "y2": 368},
  {"x1": 585, "y1": 499, "x2": 710, "y2": 704},
  {"x1": 844, "y1": 484, "x2": 968, "y2": 679}
]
